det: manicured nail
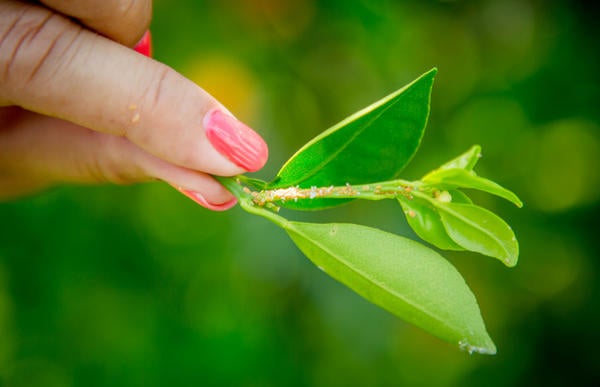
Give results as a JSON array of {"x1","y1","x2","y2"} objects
[
  {"x1": 203, "y1": 108, "x2": 268, "y2": 172},
  {"x1": 134, "y1": 30, "x2": 152, "y2": 57},
  {"x1": 177, "y1": 187, "x2": 237, "y2": 211}
]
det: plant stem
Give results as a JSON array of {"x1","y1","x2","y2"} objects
[
  {"x1": 251, "y1": 179, "x2": 418, "y2": 206},
  {"x1": 217, "y1": 175, "x2": 424, "y2": 208},
  {"x1": 214, "y1": 175, "x2": 290, "y2": 227}
]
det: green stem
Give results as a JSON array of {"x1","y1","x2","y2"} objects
[
  {"x1": 246, "y1": 179, "x2": 419, "y2": 207},
  {"x1": 215, "y1": 174, "x2": 434, "y2": 224},
  {"x1": 238, "y1": 198, "x2": 290, "y2": 228},
  {"x1": 214, "y1": 175, "x2": 289, "y2": 227}
]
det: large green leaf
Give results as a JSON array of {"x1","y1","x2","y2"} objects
[
  {"x1": 435, "y1": 202, "x2": 519, "y2": 267},
  {"x1": 269, "y1": 69, "x2": 437, "y2": 210},
  {"x1": 284, "y1": 221, "x2": 496, "y2": 354}
]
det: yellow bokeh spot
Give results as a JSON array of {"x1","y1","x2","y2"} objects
[
  {"x1": 526, "y1": 119, "x2": 600, "y2": 212},
  {"x1": 184, "y1": 55, "x2": 259, "y2": 122}
]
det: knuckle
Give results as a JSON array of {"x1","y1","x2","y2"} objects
[
  {"x1": 117, "y1": 0, "x2": 152, "y2": 43},
  {"x1": 147, "y1": 66, "x2": 172, "y2": 114},
  {"x1": 125, "y1": 65, "x2": 176, "y2": 141},
  {"x1": 0, "y1": 5, "x2": 80, "y2": 92},
  {"x1": 125, "y1": 64, "x2": 221, "y2": 172}
]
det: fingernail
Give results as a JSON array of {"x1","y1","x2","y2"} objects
[
  {"x1": 134, "y1": 30, "x2": 152, "y2": 57},
  {"x1": 203, "y1": 108, "x2": 268, "y2": 172},
  {"x1": 177, "y1": 187, "x2": 237, "y2": 211}
]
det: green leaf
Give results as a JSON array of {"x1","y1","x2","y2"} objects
[
  {"x1": 423, "y1": 168, "x2": 523, "y2": 207},
  {"x1": 269, "y1": 69, "x2": 437, "y2": 210},
  {"x1": 284, "y1": 221, "x2": 496, "y2": 354},
  {"x1": 434, "y1": 202, "x2": 519, "y2": 267},
  {"x1": 398, "y1": 197, "x2": 464, "y2": 251},
  {"x1": 448, "y1": 189, "x2": 472, "y2": 204},
  {"x1": 428, "y1": 145, "x2": 482, "y2": 173}
]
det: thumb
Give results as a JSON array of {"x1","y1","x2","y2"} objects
[{"x1": 0, "y1": 1, "x2": 268, "y2": 176}]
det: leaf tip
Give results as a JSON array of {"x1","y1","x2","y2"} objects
[
  {"x1": 502, "y1": 254, "x2": 519, "y2": 268},
  {"x1": 421, "y1": 68, "x2": 438, "y2": 83},
  {"x1": 458, "y1": 334, "x2": 496, "y2": 355},
  {"x1": 459, "y1": 338, "x2": 497, "y2": 355}
]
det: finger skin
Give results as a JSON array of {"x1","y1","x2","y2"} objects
[
  {"x1": 0, "y1": 1, "x2": 267, "y2": 176},
  {"x1": 0, "y1": 107, "x2": 235, "y2": 204},
  {"x1": 40, "y1": 0, "x2": 152, "y2": 46}
]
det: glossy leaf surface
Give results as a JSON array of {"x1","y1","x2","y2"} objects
[
  {"x1": 435, "y1": 202, "x2": 519, "y2": 267},
  {"x1": 284, "y1": 221, "x2": 496, "y2": 354},
  {"x1": 270, "y1": 69, "x2": 437, "y2": 210}
]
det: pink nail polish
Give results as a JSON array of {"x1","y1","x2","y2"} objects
[
  {"x1": 178, "y1": 188, "x2": 237, "y2": 211},
  {"x1": 134, "y1": 30, "x2": 152, "y2": 57},
  {"x1": 203, "y1": 109, "x2": 268, "y2": 172}
]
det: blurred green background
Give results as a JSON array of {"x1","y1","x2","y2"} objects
[{"x1": 1, "y1": 0, "x2": 599, "y2": 385}]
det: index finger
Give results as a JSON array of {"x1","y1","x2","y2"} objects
[{"x1": 0, "y1": 1, "x2": 268, "y2": 175}]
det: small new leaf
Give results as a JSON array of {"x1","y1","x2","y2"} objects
[
  {"x1": 434, "y1": 202, "x2": 519, "y2": 267},
  {"x1": 284, "y1": 221, "x2": 496, "y2": 354},
  {"x1": 430, "y1": 145, "x2": 482, "y2": 172},
  {"x1": 423, "y1": 168, "x2": 523, "y2": 208}
]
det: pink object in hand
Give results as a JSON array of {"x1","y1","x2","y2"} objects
[{"x1": 203, "y1": 108, "x2": 268, "y2": 172}]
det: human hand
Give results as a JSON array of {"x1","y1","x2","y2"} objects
[{"x1": 0, "y1": 0, "x2": 268, "y2": 210}]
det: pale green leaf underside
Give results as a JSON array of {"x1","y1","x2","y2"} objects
[
  {"x1": 284, "y1": 221, "x2": 496, "y2": 354},
  {"x1": 269, "y1": 69, "x2": 437, "y2": 210}
]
